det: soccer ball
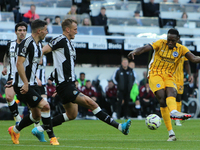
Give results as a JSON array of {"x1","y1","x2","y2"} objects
[{"x1": 145, "y1": 114, "x2": 161, "y2": 130}]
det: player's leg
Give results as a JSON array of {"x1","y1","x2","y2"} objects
[
  {"x1": 5, "y1": 87, "x2": 21, "y2": 124},
  {"x1": 175, "y1": 94, "x2": 182, "y2": 126},
  {"x1": 74, "y1": 93, "x2": 131, "y2": 135},
  {"x1": 135, "y1": 100, "x2": 142, "y2": 119}
]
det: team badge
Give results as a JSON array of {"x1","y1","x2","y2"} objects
[
  {"x1": 73, "y1": 90, "x2": 78, "y2": 95},
  {"x1": 52, "y1": 40, "x2": 57, "y2": 45},
  {"x1": 22, "y1": 46, "x2": 27, "y2": 53},
  {"x1": 33, "y1": 96, "x2": 38, "y2": 101},
  {"x1": 172, "y1": 51, "x2": 178, "y2": 57},
  {"x1": 156, "y1": 84, "x2": 161, "y2": 88}
]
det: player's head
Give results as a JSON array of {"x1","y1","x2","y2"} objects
[
  {"x1": 15, "y1": 21, "x2": 28, "y2": 42},
  {"x1": 167, "y1": 28, "x2": 180, "y2": 49},
  {"x1": 31, "y1": 19, "x2": 48, "y2": 40},
  {"x1": 62, "y1": 19, "x2": 78, "y2": 40}
]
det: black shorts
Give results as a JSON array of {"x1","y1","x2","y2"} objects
[
  {"x1": 13, "y1": 85, "x2": 42, "y2": 108},
  {"x1": 56, "y1": 81, "x2": 80, "y2": 104},
  {"x1": 37, "y1": 85, "x2": 47, "y2": 95}
]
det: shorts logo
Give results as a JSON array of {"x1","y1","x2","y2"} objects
[
  {"x1": 172, "y1": 51, "x2": 178, "y2": 57},
  {"x1": 156, "y1": 84, "x2": 161, "y2": 88},
  {"x1": 33, "y1": 96, "x2": 38, "y2": 101},
  {"x1": 73, "y1": 90, "x2": 78, "y2": 95}
]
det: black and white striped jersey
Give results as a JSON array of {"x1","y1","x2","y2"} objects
[
  {"x1": 13, "y1": 36, "x2": 42, "y2": 87},
  {"x1": 48, "y1": 34, "x2": 76, "y2": 85},
  {"x1": 36, "y1": 55, "x2": 47, "y2": 85},
  {"x1": 5, "y1": 40, "x2": 18, "y2": 79}
]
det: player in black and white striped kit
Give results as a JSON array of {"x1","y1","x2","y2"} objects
[
  {"x1": 2, "y1": 22, "x2": 27, "y2": 125},
  {"x1": 8, "y1": 19, "x2": 59, "y2": 145},
  {"x1": 32, "y1": 19, "x2": 131, "y2": 137}
]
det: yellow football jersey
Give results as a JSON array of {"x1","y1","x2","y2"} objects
[
  {"x1": 148, "y1": 39, "x2": 190, "y2": 76},
  {"x1": 174, "y1": 57, "x2": 188, "y2": 83}
]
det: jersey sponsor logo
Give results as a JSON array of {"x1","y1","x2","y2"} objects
[
  {"x1": 10, "y1": 46, "x2": 14, "y2": 49},
  {"x1": 73, "y1": 90, "x2": 78, "y2": 95},
  {"x1": 33, "y1": 96, "x2": 38, "y2": 101},
  {"x1": 10, "y1": 52, "x2": 17, "y2": 57},
  {"x1": 156, "y1": 84, "x2": 161, "y2": 88},
  {"x1": 172, "y1": 51, "x2": 178, "y2": 57}
]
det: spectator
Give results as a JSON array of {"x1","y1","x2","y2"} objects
[
  {"x1": 67, "y1": 5, "x2": 77, "y2": 15},
  {"x1": 144, "y1": 0, "x2": 160, "y2": 17},
  {"x1": 163, "y1": 0, "x2": 168, "y2": 2},
  {"x1": 94, "y1": 6, "x2": 107, "y2": 26},
  {"x1": 47, "y1": 79, "x2": 56, "y2": 102},
  {"x1": 22, "y1": 4, "x2": 39, "y2": 24},
  {"x1": 77, "y1": 72, "x2": 87, "y2": 88},
  {"x1": 7, "y1": 0, "x2": 21, "y2": 23},
  {"x1": 139, "y1": 71, "x2": 148, "y2": 89},
  {"x1": 81, "y1": 80, "x2": 97, "y2": 119},
  {"x1": 52, "y1": 16, "x2": 61, "y2": 26},
  {"x1": 128, "y1": 61, "x2": 138, "y2": 84},
  {"x1": 188, "y1": 0, "x2": 199, "y2": 3},
  {"x1": 112, "y1": 57, "x2": 135, "y2": 119},
  {"x1": 82, "y1": 17, "x2": 92, "y2": 26},
  {"x1": 44, "y1": 17, "x2": 53, "y2": 33},
  {"x1": 105, "y1": 80, "x2": 118, "y2": 119},
  {"x1": 134, "y1": 10, "x2": 143, "y2": 26},
  {"x1": 181, "y1": 12, "x2": 189, "y2": 28},
  {"x1": 139, "y1": 81, "x2": 157, "y2": 117},
  {"x1": 173, "y1": 0, "x2": 179, "y2": 3}
]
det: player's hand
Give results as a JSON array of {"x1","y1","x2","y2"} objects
[
  {"x1": 188, "y1": 75, "x2": 193, "y2": 83},
  {"x1": 52, "y1": 91, "x2": 57, "y2": 97},
  {"x1": 5, "y1": 80, "x2": 13, "y2": 88},
  {"x1": 37, "y1": 79, "x2": 42, "y2": 86},
  {"x1": 20, "y1": 83, "x2": 28, "y2": 94},
  {"x1": 128, "y1": 50, "x2": 136, "y2": 60},
  {"x1": 2, "y1": 68, "x2": 7, "y2": 75}
]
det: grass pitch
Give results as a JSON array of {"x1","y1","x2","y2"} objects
[{"x1": 0, "y1": 119, "x2": 200, "y2": 150}]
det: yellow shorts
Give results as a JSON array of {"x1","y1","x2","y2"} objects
[
  {"x1": 176, "y1": 82, "x2": 184, "y2": 94},
  {"x1": 149, "y1": 74, "x2": 177, "y2": 94}
]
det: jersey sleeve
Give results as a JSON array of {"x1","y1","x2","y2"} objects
[
  {"x1": 18, "y1": 40, "x2": 29, "y2": 57},
  {"x1": 182, "y1": 45, "x2": 190, "y2": 56},
  {"x1": 149, "y1": 39, "x2": 162, "y2": 51},
  {"x1": 48, "y1": 37, "x2": 65, "y2": 51},
  {"x1": 5, "y1": 42, "x2": 11, "y2": 57},
  {"x1": 184, "y1": 56, "x2": 188, "y2": 61}
]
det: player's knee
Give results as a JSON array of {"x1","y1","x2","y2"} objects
[
  {"x1": 67, "y1": 113, "x2": 77, "y2": 120},
  {"x1": 42, "y1": 103, "x2": 50, "y2": 112},
  {"x1": 6, "y1": 95, "x2": 13, "y2": 102}
]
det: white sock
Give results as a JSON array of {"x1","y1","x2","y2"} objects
[
  {"x1": 118, "y1": 124, "x2": 122, "y2": 131},
  {"x1": 170, "y1": 110, "x2": 178, "y2": 114},
  {"x1": 168, "y1": 130, "x2": 175, "y2": 136},
  {"x1": 13, "y1": 126, "x2": 20, "y2": 133},
  {"x1": 135, "y1": 105, "x2": 141, "y2": 109},
  {"x1": 63, "y1": 113, "x2": 69, "y2": 121},
  {"x1": 14, "y1": 114, "x2": 21, "y2": 122},
  {"x1": 7, "y1": 99, "x2": 15, "y2": 106},
  {"x1": 37, "y1": 126, "x2": 44, "y2": 132}
]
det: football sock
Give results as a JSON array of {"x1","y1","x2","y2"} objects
[
  {"x1": 168, "y1": 130, "x2": 175, "y2": 136},
  {"x1": 41, "y1": 111, "x2": 55, "y2": 138},
  {"x1": 16, "y1": 114, "x2": 35, "y2": 132},
  {"x1": 52, "y1": 113, "x2": 68, "y2": 127},
  {"x1": 7, "y1": 100, "x2": 19, "y2": 117},
  {"x1": 93, "y1": 107, "x2": 119, "y2": 129},
  {"x1": 166, "y1": 97, "x2": 177, "y2": 112},
  {"x1": 135, "y1": 104, "x2": 142, "y2": 116},
  {"x1": 176, "y1": 101, "x2": 182, "y2": 112},
  {"x1": 160, "y1": 107, "x2": 172, "y2": 131}
]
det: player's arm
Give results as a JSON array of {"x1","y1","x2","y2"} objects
[
  {"x1": 39, "y1": 44, "x2": 52, "y2": 65},
  {"x1": 2, "y1": 52, "x2": 9, "y2": 75},
  {"x1": 128, "y1": 44, "x2": 153, "y2": 60},
  {"x1": 185, "y1": 52, "x2": 200, "y2": 63},
  {"x1": 16, "y1": 56, "x2": 29, "y2": 94},
  {"x1": 184, "y1": 60, "x2": 193, "y2": 82}
]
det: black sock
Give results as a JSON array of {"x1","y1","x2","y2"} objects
[
  {"x1": 41, "y1": 117, "x2": 55, "y2": 138},
  {"x1": 8, "y1": 102, "x2": 19, "y2": 117},
  {"x1": 136, "y1": 107, "x2": 142, "y2": 116},
  {"x1": 16, "y1": 114, "x2": 33, "y2": 131},
  {"x1": 95, "y1": 110, "x2": 119, "y2": 129}
]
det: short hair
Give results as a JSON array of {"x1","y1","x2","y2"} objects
[
  {"x1": 167, "y1": 28, "x2": 179, "y2": 37},
  {"x1": 121, "y1": 57, "x2": 128, "y2": 62},
  {"x1": 15, "y1": 21, "x2": 28, "y2": 32},
  {"x1": 30, "y1": 4, "x2": 36, "y2": 8},
  {"x1": 80, "y1": 72, "x2": 85, "y2": 75},
  {"x1": 55, "y1": 15, "x2": 60, "y2": 19},
  {"x1": 31, "y1": 19, "x2": 47, "y2": 33},
  {"x1": 61, "y1": 18, "x2": 77, "y2": 31},
  {"x1": 101, "y1": 6, "x2": 106, "y2": 10}
]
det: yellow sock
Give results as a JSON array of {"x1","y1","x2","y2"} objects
[
  {"x1": 166, "y1": 97, "x2": 177, "y2": 112},
  {"x1": 176, "y1": 101, "x2": 182, "y2": 112},
  {"x1": 160, "y1": 107, "x2": 172, "y2": 131}
]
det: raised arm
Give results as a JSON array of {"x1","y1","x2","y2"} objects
[
  {"x1": 128, "y1": 44, "x2": 153, "y2": 60},
  {"x1": 185, "y1": 52, "x2": 200, "y2": 63}
]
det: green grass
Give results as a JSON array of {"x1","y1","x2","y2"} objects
[{"x1": 0, "y1": 119, "x2": 200, "y2": 150}]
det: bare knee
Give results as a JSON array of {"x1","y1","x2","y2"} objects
[
  {"x1": 41, "y1": 103, "x2": 50, "y2": 112},
  {"x1": 155, "y1": 91, "x2": 167, "y2": 107},
  {"x1": 6, "y1": 95, "x2": 14, "y2": 102},
  {"x1": 66, "y1": 112, "x2": 77, "y2": 120}
]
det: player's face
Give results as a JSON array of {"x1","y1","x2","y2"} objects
[
  {"x1": 167, "y1": 34, "x2": 179, "y2": 49},
  {"x1": 69, "y1": 22, "x2": 77, "y2": 39},
  {"x1": 16, "y1": 26, "x2": 27, "y2": 41},
  {"x1": 39, "y1": 25, "x2": 48, "y2": 40}
]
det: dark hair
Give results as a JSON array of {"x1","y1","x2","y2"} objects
[
  {"x1": 15, "y1": 21, "x2": 28, "y2": 32},
  {"x1": 167, "y1": 28, "x2": 180, "y2": 37},
  {"x1": 31, "y1": 19, "x2": 47, "y2": 33},
  {"x1": 30, "y1": 4, "x2": 36, "y2": 8},
  {"x1": 80, "y1": 72, "x2": 85, "y2": 75},
  {"x1": 101, "y1": 6, "x2": 106, "y2": 10},
  {"x1": 55, "y1": 16, "x2": 60, "y2": 19},
  {"x1": 61, "y1": 18, "x2": 77, "y2": 31}
]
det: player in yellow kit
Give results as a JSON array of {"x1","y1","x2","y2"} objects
[
  {"x1": 128, "y1": 28, "x2": 200, "y2": 141},
  {"x1": 173, "y1": 56, "x2": 193, "y2": 126}
]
